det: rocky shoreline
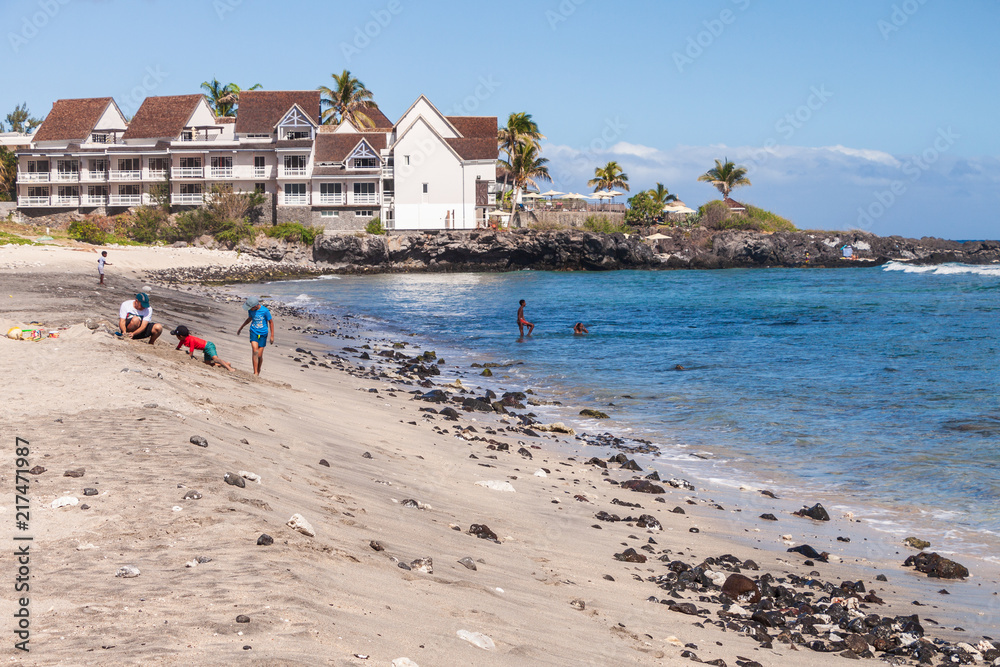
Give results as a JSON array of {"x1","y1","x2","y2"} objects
[{"x1": 142, "y1": 229, "x2": 1000, "y2": 282}]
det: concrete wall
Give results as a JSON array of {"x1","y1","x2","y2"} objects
[{"x1": 520, "y1": 210, "x2": 626, "y2": 229}]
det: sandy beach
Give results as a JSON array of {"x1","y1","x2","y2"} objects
[{"x1": 2, "y1": 243, "x2": 998, "y2": 667}]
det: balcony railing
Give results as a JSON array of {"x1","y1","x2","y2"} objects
[
  {"x1": 147, "y1": 169, "x2": 168, "y2": 180},
  {"x1": 280, "y1": 167, "x2": 307, "y2": 177},
  {"x1": 83, "y1": 171, "x2": 109, "y2": 182},
  {"x1": 84, "y1": 195, "x2": 108, "y2": 206},
  {"x1": 172, "y1": 193, "x2": 204, "y2": 205},
  {"x1": 109, "y1": 195, "x2": 143, "y2": 206},
  {"x1": 209, "y1": 167, "x2": 233, "y2": 179},
  {"x1": 382, "y1": 166, "x2": 394, "y2": 178},
  {"x1": 19, "y1": 196, "x2": 51, "y2": 207},
  {"x1": 20, "y1": 172, "x2": 49, "y2": 182},
  {"x1": 54, "y1": 196, "x2": 80, "y2": 206},
  {"x1": 253, "y1": 167, "x2": 268, "y2": 178},
  {"x1": 54, "y1": 172, "x2": 80, "y2": 182},
  {"x1": 283, "y1": 194, "x2": 309, "y2": 206},
  {"x1": 110, "y1": 170, "x2": 141, "y2": 181},
  {"x1": 172, "y1": 167, "x2": 204, "y2": 178},
  {"x1": 352, "y1": 193, "x2": 378, "y2": 205},
  {"x1": 318, "y1": 194, "x2": 344, "y2": 205}
]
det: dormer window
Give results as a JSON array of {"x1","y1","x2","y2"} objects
[
  {"x1": 285, "y1": 130, "x2": 311, "y2": 141},
  {"x1": 91, "y1": 132, "x2": 110, "y2": 144},
  {"x1": 352, "y1": 157, "x2": 378, "y2": 169},
  {"x1": 181, "y1": 130, "x2": 194, "y2": 141}
]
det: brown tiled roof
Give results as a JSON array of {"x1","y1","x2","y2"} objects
[
  {"x1": 446, "y1": 137, "x2": 498, "y2": 161},
  {"x1": 311, "y1": 166, "x2": 345, "y2": 176},
  {"x1": 315, "y1": 133, "x2": 387, "y2": 162},
  {"x1": 235, "y1": 91, "x2": 321, "y2": 134},
  {"x1": 344, "y1": 104, "x2": 393, "y2": 130},
  {"x1": 446, "y1": 116, "x2": 497, "y2": 139},
  {"x1": 122, "y1": 95, "x2": 203, "y2": 140},
  {"x1": 216, "y1": 116, "x2": 236, "y2": 124},
  {"x1": 33, "y1": 98, "x2": 115, "y2": 142},
  {"x1": 276, "y1": 139, "x2": 314, "y2": 150},
  {"x1": 724, "y1": 197, "x2": 747, "y2": 210}
]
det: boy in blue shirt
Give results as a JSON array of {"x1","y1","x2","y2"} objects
[{"x1": 236, "y1": 296, "x2": 274, "y2": 376}]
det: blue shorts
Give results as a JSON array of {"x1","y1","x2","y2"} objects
[{"x1": 250, "y1": 333, "x2": 267, "y2": 348}]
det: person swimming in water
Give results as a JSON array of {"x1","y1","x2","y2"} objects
[
  {"x1": 573, "y1": 322, "x2": 589, "y2": 334},
  {"x1": 517, "y1": 299, "x2": 534, "y2": 336}
]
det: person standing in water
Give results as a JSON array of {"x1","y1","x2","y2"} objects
[
  {"x1": 517, "y1": 299, "x2": 534, "y2": 336},
  {"x1": 573, "y1": 322, "x2": 589, "y2": 334}
]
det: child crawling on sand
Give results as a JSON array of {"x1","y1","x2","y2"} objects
[{"x1": 172, "y1": 325, "x2": 234, "y2": 371}]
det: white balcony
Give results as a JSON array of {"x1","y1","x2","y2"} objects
[
  {"x1": 172, "y1": 167, "x2": 204, "y2": 179},
  {"x1": 109, "y1": 195, "x2": 143, "y2": 206},
  {"x1": 318, "y1": 194, "x2": 344, "y2": 205},
  {"x1": 83, "y1": 171, "x2": 109, "y2": 182},
  {"x1": 20, "y1": 172, "x2": 49, "y2": 182},
  {"x1": 53, "y1": 196, "x2": 80, "y2": 206},
  {"x1": 280, "y1": 167, "x2": 307, "y2": 177},
  {"x1": 109, "y1": 170, "x2": 141, "y2": 181},
  {"x1": 172, "y1": 193, "x2": 204, "y2": 205},
  {"x1": 352, "y1": 194, "x2": 379, "y2": 205},
  {"x1": 147, "y1": 169, "x2": 168, "y2": 180},
  {"x1": 210, "y1": 167, "x2": 234, "y2": 179},
  {"x1": 19, "y1": 196, "x2": 51, "y2": 207},
  {"x1": 83, "y1": 195, "x2": 108, "y2": 206},
  {"x1": 54, "y1": 172, "x2": 80, "y2": 182},
  {"x1": 283, "y1": 196, "x2": 309, "y2": 206},
  {"x1": 253, "y1": 167, "x2": 269, "y2": 179},
  {"x1": 382, "y1": 166, "x2": 394, "y2": 178}
]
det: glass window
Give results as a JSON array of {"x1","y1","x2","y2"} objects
[
  {"x1": 320, "y1": 183, "x2": 342, "y2": 195},
  {"x1": 353, "y1": 183, "x2": 376, "y2": 195}
]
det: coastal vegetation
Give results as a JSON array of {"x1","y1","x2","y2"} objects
[
  {"x1": 3, "y1": 103, "x2": 42, "y2": 133},
  {"x1": 365, "y1": 217, "x2": 385, "y2": 235},
  {"x1": 266, "y1": 222, "x2": 319, "y2": 245},
  {"x1": 648, "y1": 182, "x2": 677, "y2": 208},
  {"x1": 200, "y1": 79, "x2": 263, "y2": 117},
  {"x1": 583, "y1": 215, "x2": 631, "y2": 234},
  {"x1": 0, "y1": 147, "x2": 15, "y2": 201},
  {"x1": 697, "y1": 158, "x2": 751, "y2": 198},
  {"x1": 693, "y1": 200, "x2": 796, "y2": 232},
  {"x1": 623, "y1": 190, "x2": 662, "y2": 226},
  {"x1": 319, "y1": 70, "x2": 376, "y2": 127},
  {"x1": 497, "y1": 112, "x2": 550, "y2": 227},
  {"x1": 588, "y1": 161, "x2": 630, "y2": 193}
]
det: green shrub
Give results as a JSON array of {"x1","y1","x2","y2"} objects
[
  {"x1": 365, "y1": 217, "x2": 385, "y2": 235},
  {"x1": 0, "y1": 230, "x2": 38, "y2": 246},
  {"x1": 215, "y1": 219, "x2": 259, "y2": 246},
  {"x1": 167, "y1": 208, "x2": 220, "y2": 242},
  {"x1": 265, "y1": 222, "x2": 318, "y2": 245},
  {"x1": 528, "y1": 219, "x2": 567, "y2": 231},
  {"x1": 583, "y1": 216, "x2": 631, "y2": 235},
  {"x1": 128, "y1": 207, "x2": 168, "y2": 244},
  {"x1": 68, "y1": 220, "x2": 107, "y2": 245},
  {"x1": 745, "y1": 204, "x2": 796, "y2": 232}
]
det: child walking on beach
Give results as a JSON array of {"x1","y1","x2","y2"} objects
[
  {"x1": 236, "y1": 296, "x2": 274, "y2": 376},
  {"x1": 172, "y1": 325, "x2": 233, "y2": 371},
  {"x1": 98, "y1": 251, "x2": 111, "y2": 286}
]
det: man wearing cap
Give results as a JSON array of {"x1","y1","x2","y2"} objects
[
  {"x1": 236, "y1": 296, "x2": 274, "y2": 376},
  {"x1": 118, "y1": 292, "x2": 162, "y2": 344}
]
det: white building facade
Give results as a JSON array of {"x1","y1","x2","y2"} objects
[{"x1": 15, "y1": 92, "x2": 497, "y2": 230}]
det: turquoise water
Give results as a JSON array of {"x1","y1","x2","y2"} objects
[{"x1": 262, "y1": 263, "x2": 1000, "y2": 547}]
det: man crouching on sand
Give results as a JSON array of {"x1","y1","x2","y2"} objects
[{"x1": 118, "y1": 292, "x2": 162, "y2": 344}]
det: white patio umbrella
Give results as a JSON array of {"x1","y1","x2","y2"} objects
[
  {"x1": 561, "y1": 193, "x2": 588, "y2": 200},
  {"x1": 539, "y1": 189, "x2": 565, "y2": 200},
  {"x1": 521, "y1": 192, "x2": 544, "y2": 199},
  {"x1": 590, "y1": 192, "x2": 612, "y2": 199},
  {"x1": 664, "y1": 204, "x2": 696, "y2": 214}
]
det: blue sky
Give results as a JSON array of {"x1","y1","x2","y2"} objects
[{"x1": 3, "y1": 0, "x2": 998, "y2": 238}]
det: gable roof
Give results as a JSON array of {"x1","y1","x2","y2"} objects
[
  {"x1": 315, "y1": 133, "x2": 387, "y2": 163},
  {"x1": 122, "y1": 95, "x2": 204, "y2": 140},
  {"x1": 343, "y1": 104, "x2": 393, "y2": 130},
  {"x1": 394, "y1": 94, "x2": 460, "y2": 137},
  {"x1": 445, "y1": 137, "x2": 498, "y2": 160},
  {"x1": 446, "y1": 116, "x2": 497, "y2": 139},
  {"x1": 235, "y1": 90, "x2": 321, "y2": 134},
  {"x1": 33, "y1": 98, "x2": 117, "y2": 142}
]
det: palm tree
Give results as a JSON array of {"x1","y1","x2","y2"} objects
[
  {"x1": 498, "y1": 142, "x2": 551, "y2": 229},
  {"x1": 697, "y1": 158, "x2": 751, "y2": 198},
  {"x1": 319, "y1": 70, "x2": 375, "y2": 127},
  {"x1": 648, "y1": 183, "x2": 678, "y2": 207},
  {"x1": 497, "y1": 112, "x2": 544, "y2": 165},
  {"x1": 588, "y1": 161, "x2": 630, "y2": 193},
  {"x1": 201, "y1": 79, "x2": 262, "y2": 117}
]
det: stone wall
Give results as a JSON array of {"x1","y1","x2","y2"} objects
[
  {"x1": 0, "y1": 202, "x2": 18, "y2": 221},
  {"x1": 517, "y1": 209, "x2": 626, "y2": 229},
  {"x1": 14, "y1": 208, "x2": 98, "y2": 228}
]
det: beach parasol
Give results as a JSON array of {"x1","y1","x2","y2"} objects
[{"x1": 539, "y1": 189, "x2": 565, "y2": 200}]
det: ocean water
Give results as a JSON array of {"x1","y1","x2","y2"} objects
[{"x1": 261, "y1": 262, "x2": 1000, "y2": 551}]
